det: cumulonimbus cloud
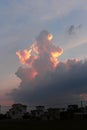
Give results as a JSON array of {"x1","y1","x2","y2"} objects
[{"x1": 9, "y1": 30, "x2": 87, "y2": 106}]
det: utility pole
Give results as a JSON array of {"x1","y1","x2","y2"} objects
[
  {"x1": 81, "y1": 101, "x2": 83, "y2": 108},
  {"x1": 0, "y1": 105, "x2": 1, "y2": 114}
]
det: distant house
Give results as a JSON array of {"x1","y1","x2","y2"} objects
[
  {"x1": 31, "y1": 106, "x2": 61, "y2": 120},
  {"x1": 7, "y1": 103, "x2": 27, "y2": 119},
  {"x1": 47, "y1": 108, "x2": 60, "y2": 120},
  {"x1": 74, "y1": 112, "x2": 87, "y2": 119},
  {"x1": 67, "y1": 104, "x2": 78, "y2": 112},
  {"x1": 36, "y1": 106, "x2": 45, "y2": 111},
  {"x1": 73, "y1": 106, "x2": 87, "y2": 119},
  {"x1": 31, "y1": 106, "x2": 45, "y2": 119}
]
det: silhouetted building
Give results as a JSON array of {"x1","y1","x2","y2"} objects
[
  {"x1": 47, "y1": 108, "x2": 60, "y2": 120},
  {"x1": 31, "y1": 106, "x2": 45, "y2": 119},
  {"x1": 67, "y1": 104, "x2": 78, "y2": 112},
  {"x1": 36, "y1": 106, "x2": 45, "y2": 111}
]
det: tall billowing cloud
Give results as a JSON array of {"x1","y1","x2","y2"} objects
[
  {"x1": 10, "y1": 30, "x2": 87, "y2": 106},
  {"x1": 16, "y1": 30, "x2": 63, "y2": 79}
]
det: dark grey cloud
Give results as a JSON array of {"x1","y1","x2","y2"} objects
[
  {"x1": 9, "y1": 30, "x2": 87, "y2": 106},
  {"x1": 66, "y1": 24, "x2": 82, "y2": 36},
  {"x1": 10, "y1": 59, "x2": 87, "y2": 106}
]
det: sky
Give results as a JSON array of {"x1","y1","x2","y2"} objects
[{"x1": 0, "y1": 0, "x2": 87, "y2": 106}]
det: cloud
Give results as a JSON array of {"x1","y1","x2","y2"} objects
[
  {"x1": 0, "y1": 0, "x2": 87, "y2": 56},
  {"x1": 0, "y1": 0, "x2": 87, "y2": 48},
  {"x1": 10, "y1": 59, "x2": 87, "y2": 105},
  {"x1": 0, "y1": 74, "x2": 20, "y2": 105},
  {"x1": 66, "y1": 25, "x2": 82, "y2": 36},
  {"x1": 58, "y1": 24, "x2": 87, "y2": 51},
  {"x1": 9, "y1": 30, "x2": 87, "y2": 106},
  {"x1": 1, "y1": 0, "x2": 87, "y2": 23},
  {"x1": 16, "y1": 30, "x2": 63, "y2": 77}
]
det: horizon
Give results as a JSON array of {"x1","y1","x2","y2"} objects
[{"x1": 0, "y1": 100, "x2": 87, "y2": 114}]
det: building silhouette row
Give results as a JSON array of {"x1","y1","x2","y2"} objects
[{"x1": 0, "y1": 103, "x2": 87, "y2": 120}]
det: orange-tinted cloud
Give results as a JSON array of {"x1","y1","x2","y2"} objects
[{"x1": 16, "y1": 30, "x2": 63, "y2": 79}]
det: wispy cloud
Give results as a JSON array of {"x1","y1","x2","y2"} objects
[
  {"x1": 0, "y1": 0, "x2": 87, "y2": 48},
  {"x1": 56, "y1": 24, "x2": 87, "y2": 51},
  {"x1": 1, "y1": 0, "x2": 87, "y2": 24}
]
